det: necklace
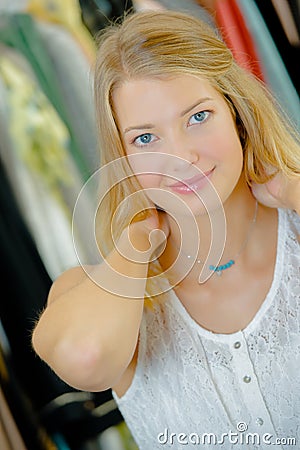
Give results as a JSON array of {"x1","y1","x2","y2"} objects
[{"x1": 171, "y1": 200, "x2": 258, "y2": 276}]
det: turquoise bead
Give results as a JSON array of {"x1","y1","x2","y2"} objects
[{"x1": 209, "y1": 259, "x2": 235, "y2": 273}]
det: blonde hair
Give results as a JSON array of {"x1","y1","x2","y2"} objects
[{"x1": 93, "y1": 10, "x2": 300, "y2": 302}]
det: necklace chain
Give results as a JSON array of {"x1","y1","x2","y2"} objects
[{"x1": 171, "y1": 200, "x2": 258, "y2": 277}]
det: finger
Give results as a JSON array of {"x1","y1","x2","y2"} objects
[{"x1": 251, "y1": 183, "x2": 283, "y2": 208}]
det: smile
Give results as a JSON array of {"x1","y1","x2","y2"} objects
[{"x1": 168, "y1": 167, "x2": 215, "y2": 194}]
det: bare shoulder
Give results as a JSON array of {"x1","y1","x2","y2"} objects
[{"x1": 48, "y1": 265, "x2": 94, "y2": 305}]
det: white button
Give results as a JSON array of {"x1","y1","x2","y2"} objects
[
  {"x1": 256, "y1": 417, "x2": 264, "y2": 426},
  {"x1": 243, "y1": 375, "x2": 251, "y2": 383},
  {"x1": 233, "y1": 341, "x2": 241, "y2": 349}
]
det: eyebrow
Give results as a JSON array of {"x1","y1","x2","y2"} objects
[
  {"x1": 124, "y1": 123, "x2": 155, "y2": 134},
  {"x1": 180, "y1": 97, "x2": 213, "y2": 117},
  {"x1": 123, "y1": 97, "x2": 213, "y2": 134}
]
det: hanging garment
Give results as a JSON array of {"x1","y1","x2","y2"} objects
[
  {"x1": 288, "y1": 0, "x2": 300, "y2": 43},
  {"x1": 134, "y1": 0, "x2": 216, "y2": 28},
  {"x1": 0, "y1": 368, "x2": 54, "y2": 450},
  {"x1": 193, "y1": 0, "x2": 299, "y2": 129},
  {"x1": 194, "y1": 0, "x2": 218, "y2": 17},
  {"x1": 0, "y1": 149, "x2": 66, "y2": 410},
  {"x1": 35, "y1": 19, "x2": 99, "y2": 175},
  {"x1": 214, "y1": 0, "x2": 265, "y2": 81},
  {"x1": 0, "y1": 386, "x2": 27, "y2": 450},
  {"x1": 237, "y1": 0, "x2": 299, "y2": 129},
  {"x1": 0, "y1": 50, "x2": 87, "y2": 278},
  {"x1": 0, "y1": 12, "x2": 92, "y2": 180},
  {"x1": 0, "y1": 152, "x2": 125, "y2": 448},
  {"x1": 270, "y1": 0, "x2": 300, "y2": 47},
  {"x1": 0, "y1": 155, "x2": 126, "y2": 449},
  {"x1": 0, "y1": 161, "x2": 62, "y2": 450},
  {"x1": 26, "y1": 0, "x2": 96, "y2": 63},
  {"x1": 253, "y1": 0, "x2": 299, "y2": 95},
  {"x1": 79, "y1": 0, "x2": 134, "y2": 36}
]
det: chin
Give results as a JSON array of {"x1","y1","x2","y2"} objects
[{"x1": 159, "y1": 192, "x2": 225, "y2": 219}]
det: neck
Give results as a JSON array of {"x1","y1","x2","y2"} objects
[{"x1": 162, "y1": 177, "x2": 259, "y2": 282}]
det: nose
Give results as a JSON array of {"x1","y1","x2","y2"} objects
[{"x1": 165, "y1": 132, "x2": 199, "y2": 171}]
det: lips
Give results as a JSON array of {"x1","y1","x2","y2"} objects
[{"x1": 168, "y1": 167, "x2": 215, "y2": 193}]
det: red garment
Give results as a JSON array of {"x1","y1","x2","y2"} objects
[{"x1": 215, "y1": 0, "x2": 265, "y2": 80}]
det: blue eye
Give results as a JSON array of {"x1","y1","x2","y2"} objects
[
  {"x1": 189, "y1": 111, "x2": 209, "y2": 125},
  {"x1": 134, "y1": 133, "x2": 155, "y2": 146}
]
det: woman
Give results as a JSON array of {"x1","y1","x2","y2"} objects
[{"x1": 32, "y1": 10, "x2": 300, "y2": 449}]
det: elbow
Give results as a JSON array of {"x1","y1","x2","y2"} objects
[
  {"x1": 54, "y1": 338, "x2": 104, "y2": 391},
  {"x1": 32, "y1": 328, "x2": 122, "y2": 392},
  {"x1": 54, "y1": 339, "x2": 128, "y2": 392}
]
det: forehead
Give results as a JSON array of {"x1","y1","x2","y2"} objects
[{"x1": 111, "y1": 74, "x2": 223, "y2": 125}]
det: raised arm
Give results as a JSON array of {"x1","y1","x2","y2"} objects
[{"x1": 32, "y1": 212, "x2": 167, "y2": 392}]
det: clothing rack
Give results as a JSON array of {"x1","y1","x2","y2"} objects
[{"x1": 0, "y1": 1, "x2": 298, "y2": 449}]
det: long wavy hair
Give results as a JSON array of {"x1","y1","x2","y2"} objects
[{"x1": 93, "y1": 10, "x2": 300, "y2": 303}]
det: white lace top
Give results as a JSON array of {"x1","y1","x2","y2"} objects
[{"x1": 113, "y1": 209, "x2": 300, "y2": 450}]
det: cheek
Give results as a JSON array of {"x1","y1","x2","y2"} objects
[
  {"x1": 229, "y1": 133, "x2": 244, "y2": 170},
  {"x1": 126, "y1": 152, "x2": 167, "y2": 187},
  {"x1": 135, "y1": 173, "x2": 174, "y2": 209},
  {"x1": 135, "y1": 173, "x2": 162, "y2": 189},
  {"x1": 210, "y1": 128, "x2": 243, "y2": 165}
]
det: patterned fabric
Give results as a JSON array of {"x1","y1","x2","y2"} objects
[{"x1": 113, "y1": 209, "x2": 300, "y2": 449}]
